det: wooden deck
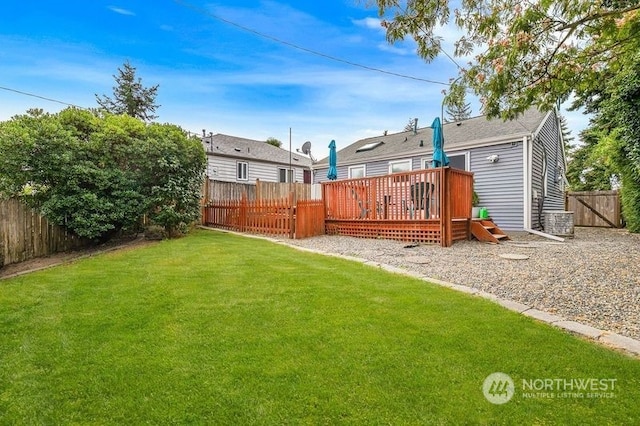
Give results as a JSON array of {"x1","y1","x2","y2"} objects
[
  {"x1": 201, "y1": 168, "x2": 474, "y2": 247},
  {"x1": 322, "y1": 168, "x2": 473, "y2": 247}
]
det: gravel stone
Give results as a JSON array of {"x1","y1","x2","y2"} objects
[{"x1": 280, "y1": 227, "x2": 640, "y2": 341}]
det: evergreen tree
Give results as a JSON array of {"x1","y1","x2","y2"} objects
[
  {"x1": 266, "y1": 137, "x2": 282, "y2": 148},
  {"x1": 445, "y1": 102, "x2": 472, "y2": 122},
  {"x1": 565, "y1": 128, "x2": 615, "y2": 192},
  {"x1": 96, "y1": 61, "x2": 160, "y2": 121},
  {"x1": 559, "y1": 115, "x2": 575, "y2": 158},
  {"x1": 403, "y1": 118, "x2": 416, "y2": 132}
]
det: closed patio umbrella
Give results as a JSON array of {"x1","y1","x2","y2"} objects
[
  {"x1": 327, "y1": 139, "x2": 337, "y2": 180},
  {"x1": 431, "y1": 117, "x2": 449, "y2": 168}
]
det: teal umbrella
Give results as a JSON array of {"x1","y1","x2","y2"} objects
[
  {"x1": 431, "y1": 117, "x2": 449, "y2": 168},
  {"x1": 327, "y1": 139, "x2": 337, "y2": 180}
]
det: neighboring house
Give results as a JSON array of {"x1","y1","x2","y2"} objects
[
  {"x1": 202, "y1": 133, "x2": 312, "y2": 184},
  {"x1": 313, "y1": 109, "x2": 568, "y2": 231}
]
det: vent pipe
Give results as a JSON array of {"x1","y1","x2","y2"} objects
[{"x1": 413, "y1": 118, "x2": 418, "y2": 134}]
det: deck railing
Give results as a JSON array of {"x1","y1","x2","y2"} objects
[
  {"x1": 322, "y1": 167, "x2": 473, "y2": 246},
  {"x1": 202, "y1": 168, "x2": 474, "y2": 246}
]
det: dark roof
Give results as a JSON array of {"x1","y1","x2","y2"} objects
[
  {"x1": 315, "y1": 109, "x2": 550, "y2": 167},
  {"x1": 203, "y1": 133, "x2": 312, "y2": 167}
]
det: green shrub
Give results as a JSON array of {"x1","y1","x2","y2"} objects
[{"x1": 144, "y1": 225, "x2": 166, "y2": 240}]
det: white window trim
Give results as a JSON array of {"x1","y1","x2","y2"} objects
[
  {"x1": 422, "y1": 152, "x2": 469, "y2": 171},
  {"x1": 348, "y1": 164, "x2": 366, "y2": 179},
  {"x1": 388, "y1": 159, "x2": 412, "y2": 174},
  {"x1": 278, "y1": 167, "x2": 294, "y2": 183},
  {"x1": 237, "y1": 161, "x2": 248, "y2": 181}
]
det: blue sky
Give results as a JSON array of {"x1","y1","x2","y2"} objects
[{"x1": 0, "y1": 1, "x2": 589, "y2": 156}]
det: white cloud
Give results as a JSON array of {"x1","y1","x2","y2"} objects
[
  {"x1": 108, "y1": 6, "x2": 135, "y2": 16},
  {"x1": 352, "y1": 17, "x2": 385, "y2": 33},
  {"x1": 377, "y1": 43, "x2": 413, "y2": 56}
]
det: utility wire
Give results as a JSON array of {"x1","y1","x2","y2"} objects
[
  {"x1": 173, "y1": 0, "x2": 451, "y2": 86},
  {"x1": 0, "y1": 85, "x2": 86, "y2": 109}
]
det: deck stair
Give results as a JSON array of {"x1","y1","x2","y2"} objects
[{"x1": 471, "y1": 219, "x2": 510, "y2": 244}]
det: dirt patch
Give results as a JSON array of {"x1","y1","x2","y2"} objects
[{"x1": 0, "y1": 236, "x2": 156, "y2": 279}]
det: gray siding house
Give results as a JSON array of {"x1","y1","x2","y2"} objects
[
  {"x1": 202, "y1": 133, "x2": 312, "y2": 184},
  {"x1": 313, "y1": 109, "x2": 567, "y2": 231}
]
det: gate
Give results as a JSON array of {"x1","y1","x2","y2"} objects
[{"x1": 565, "y1": 191, "x2": 621, "y2": 228}]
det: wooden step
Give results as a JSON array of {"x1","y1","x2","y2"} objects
[{"x1": 471, "y1": 219, "x2": 510, "y2": 244}]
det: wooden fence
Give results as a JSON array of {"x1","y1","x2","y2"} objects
[
  {"x1": 565, "y1": 190, "x2": 621, "y2": 228},
  {"x1": 204, "y1": 180, "x2": 256, "y2": 201},
  {"x1": 322, "y1": 167, "x2": 473, "y2": 247},
  {"x1": 0, "y1": 198, "x2": 87, "y2": 267},
  {"x1": 203, "y1": 179, "x2": 314, "y2": 202},
  {"x1": 202, "y1": 195, "x2": 324, "y2": 239}
]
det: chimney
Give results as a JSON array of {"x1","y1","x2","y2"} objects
[{"x1": 413, "y1": 118, "x2": 418, "y2": 135}]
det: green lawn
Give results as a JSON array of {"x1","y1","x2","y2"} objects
[{"x1": 1, "y1": 229, "x2": 639, "y2": 424}]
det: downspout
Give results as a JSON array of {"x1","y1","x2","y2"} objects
[
  {"x1": 537, "y1": 137, "x2": 548, "y2": 230},
  {"x1": 525, "y1": 227, "x2": 565, "y2": 242},
  {"x1": 522, "y1": 135, "x2": 531, "y2": 230}
]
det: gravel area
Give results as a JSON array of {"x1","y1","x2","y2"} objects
[{"x1": 281, "y1": 227, "x2": 640, "y2": 341}]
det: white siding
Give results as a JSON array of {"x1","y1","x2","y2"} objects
[
  {"x1": 208, "y1": 156, "x2": 308, "y2": 183},
  {"x1": 207, "y1": 156, "x2": 238, "y2": 181}
]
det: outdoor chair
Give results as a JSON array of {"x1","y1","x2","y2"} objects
[
  {"x1": 351, "y1": 188, "x2": 371, "y2": 219},
  {"x1": 410, "y1": 182, "x2": 434, "y2": 217}
]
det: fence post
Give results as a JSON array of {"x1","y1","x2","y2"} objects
[
  {"x1": 440, "y1": 168, "x2": 453, "y2": 247},
  {"x1": 289, "y1": 192, "x2": 295, "y2": 239},
  {"x1": 240, "y1": 193, "x2": 248, "y2": 232}
]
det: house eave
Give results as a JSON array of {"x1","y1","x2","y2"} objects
[
  {"x1": 207, "y1": 151, "x2": 311, "y2": 168},
  {"x1": 312, "y1": 132, "x2": 531, "y2": 169}
]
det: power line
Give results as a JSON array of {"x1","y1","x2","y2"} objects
[
  {"x1": 0, "y1": 85, "x2": 86, "y2": 109},
  {"x1": 172, "y1": 0, "x2": 450, "y2": 86}
]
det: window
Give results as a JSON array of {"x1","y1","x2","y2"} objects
[
  {"x1": 349, "y1": 165, "x2": 366, "y2": 179},
  {"x1": 422, "y1": 153, "x2": 469, "y2": 170},
  {"x1": 448, "y1": 154, "x2": 467, "y2": 171},
  {"x1": 389, "y1": 159, "x2": 412, "y2": 174},
  {"x1": 278, "y1": 168, "x2": 293, "y2": 183},
  {"x1": 356, "y1": 141, "x2": 384, "y2": 152},
  {"x1": 237, "y1": 162, "x2": 248, "y2": 181}
]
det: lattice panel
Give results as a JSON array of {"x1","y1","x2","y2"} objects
[{"x1": 326, "y1": 220, "x2": 442, "y2": 244}]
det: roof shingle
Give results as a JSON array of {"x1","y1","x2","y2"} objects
[
  {"x1": 203, "y1": 133, "x2": 312, "y2": 166},
  {"x1": 316, "y1": 109, "x2": 549, "y2": 166}
]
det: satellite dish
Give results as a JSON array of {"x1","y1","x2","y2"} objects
[
  {"x1": 301, "y1": 141, "x2": 312, "y2": 155},
  {"x1": 300, "y1": 141, "x2": 317, "y2": 162}
]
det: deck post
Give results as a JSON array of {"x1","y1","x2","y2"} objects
[{"x1": 441, "y1": 168, "x2": 453, "y2": 247}]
